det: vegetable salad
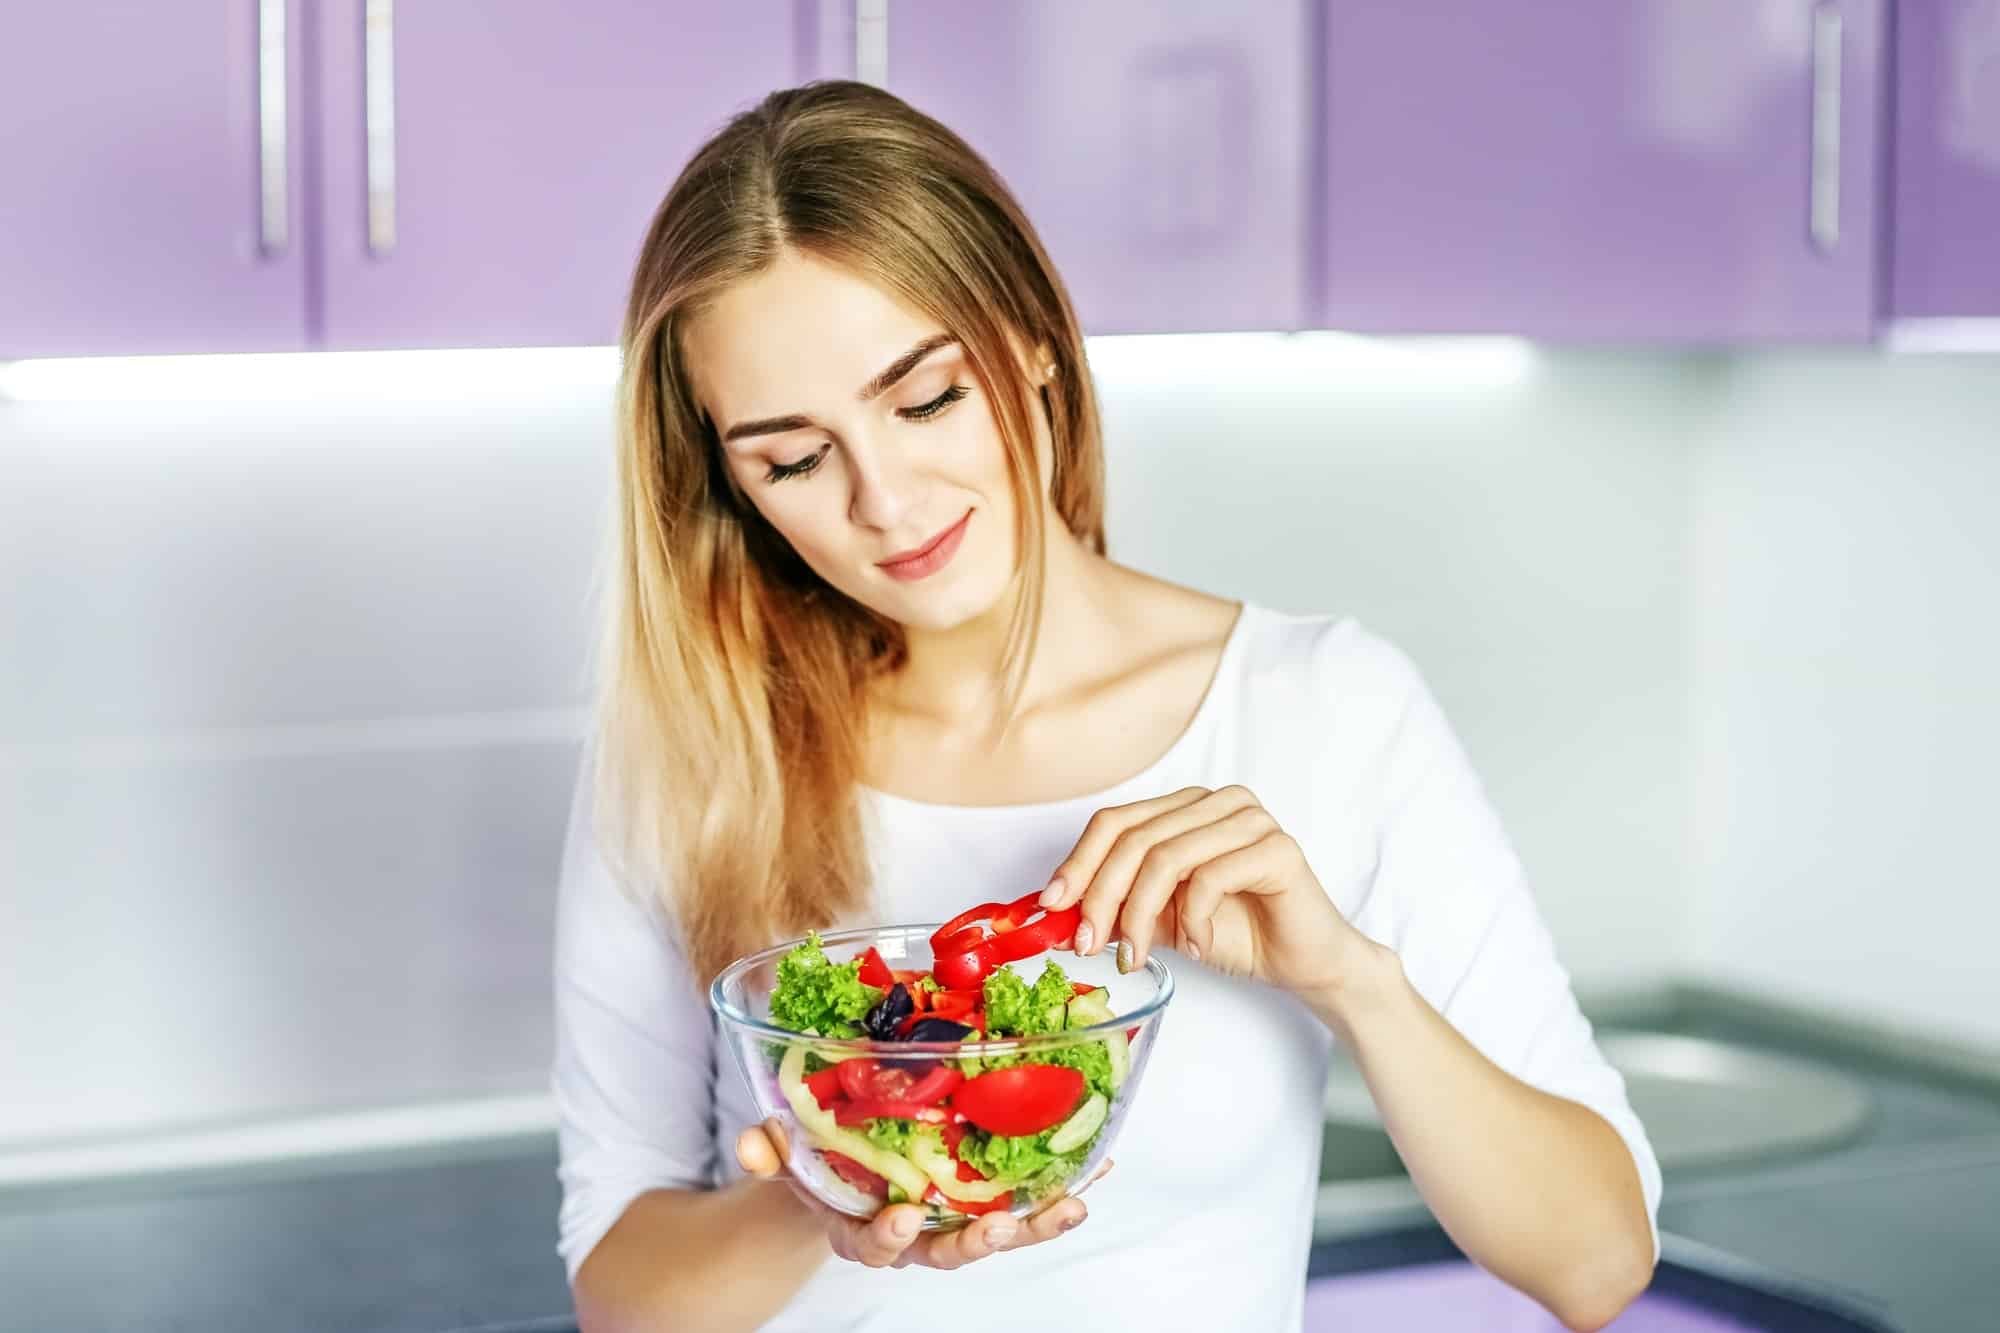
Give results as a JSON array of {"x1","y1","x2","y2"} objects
[{"x1": 763, "y1": 930, "x2": 1133, "y2": 1220}]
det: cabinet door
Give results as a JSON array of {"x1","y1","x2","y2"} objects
[
  {"x1": 0, "y1": 1, "x2": 308, "y2": 358},
  {"x1": 312, "y1": 2, "x2": 801, "y2": 350},
  {"x1": 1318, "y1": 1, "x2": 1887, "y2": 342},
  {"x1": 886, "y1": 1, "x2": 1312, "y2": 335},
  {"x1": 1890, "y1": 0, "x2": 2000, "y2": 319}
]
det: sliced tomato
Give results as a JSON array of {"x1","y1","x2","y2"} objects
[
  {"x1": 823, "y1": 1150, "x2": 888, "y2": 1197},
  {"x1": 1127, "y1": 1027, "x2": 1140, "y2": 1042},
  {"x1": 900, "y1": 1064, "x2": 963, "y2": 1105},
  {"x1": 856, "y1": 946, "x2": 894, "y2": 989},
  {"x1": 804, "y1": 1065, "x2": 845, "y2": 1109},
  {"x1": 835, "y1": 1058, "x2": 911, "y2": 1102},
  {"x1": 951, "y1": 1064, "x2": 1087, "y2": 1137},
  {"x1": 1071, "y1": 982, "x2": 1099, "y2": 997},
  {"x1": 834, "y1": 1098, "x2": 950, "y2": 1126},
  {"x1": 924, "y1": 1184, "x2": 1014, "y2": 1215}
]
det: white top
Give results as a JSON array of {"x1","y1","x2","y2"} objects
[{"x1": 550, "y1": 604, "x2": 1663, "y2": 1331}]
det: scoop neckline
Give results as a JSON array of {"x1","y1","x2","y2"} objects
[{"x1": 860, "y1": 600, "x2": 1257, "y2": 817}]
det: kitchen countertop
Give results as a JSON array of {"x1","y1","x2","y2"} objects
[
  {"x1": 6, "y1": 998, "x2": 1998, "y2": 1332},
  {"x1": 5, "y1": 1132, "x2": 1998, "y2": 1332}
]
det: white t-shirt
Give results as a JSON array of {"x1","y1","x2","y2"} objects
[{"x1": 551, "y1": 604, "x2": 1663, "y2": 1331}]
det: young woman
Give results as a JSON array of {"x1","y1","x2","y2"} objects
[{"x1": 553, "y1": 81, "x2": 1660, "y2": 1332}]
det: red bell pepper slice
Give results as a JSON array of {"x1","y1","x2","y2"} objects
[
  {"x1": 927, "y1": 988, "x2": 982, "y2": 1022},
  {"x1": 856, "y1": 946, "x2": 894, "y2": 990},
  {"x1": 928, "y1": 889, "x2": 1082, "y2": 989}
]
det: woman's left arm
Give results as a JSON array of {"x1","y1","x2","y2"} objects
[{"x1": 1039, "y1": 661, "x2": 1658, "y2": 1332}]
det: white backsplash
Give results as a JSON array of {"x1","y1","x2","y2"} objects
[{"x1": 3, "y1": 339, "x2": 1992, "y2": 1153}]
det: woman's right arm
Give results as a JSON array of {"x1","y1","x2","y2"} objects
[
  {"x1": 570, "y1": 1178, "x2": 824, "y2": 1333},
  {"x1": 554, "y1": 757, "x2": 1095, "y2": 1330},
  {"x1": 573, "y1": 1125, "x2": 1102, "y2": 1331}
]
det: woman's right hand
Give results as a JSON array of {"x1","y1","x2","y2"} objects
[{"x1": 735, "y1": 1117, "x2": 1106, "y2": 1270}]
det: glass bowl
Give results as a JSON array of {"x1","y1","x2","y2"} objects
[{"x1": 710, "y1": 923, "x2": 1173, "y2": 1230}]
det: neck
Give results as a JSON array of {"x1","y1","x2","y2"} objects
[{"x1": 872, "y1": 506, "x2": 1118, "y2": 737}]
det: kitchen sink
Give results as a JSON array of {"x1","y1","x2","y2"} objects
[{"x1": 1315, "y1": 1030, "x2": 1876, "y2": 1235}]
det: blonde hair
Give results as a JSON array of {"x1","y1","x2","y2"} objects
[{"x1": 596, "y1": 81, "x2": 1107, "y2": 985}]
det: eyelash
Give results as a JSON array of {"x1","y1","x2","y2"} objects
[{"x1": 764, "y1": 383, "x2": 971, "y2": 484}]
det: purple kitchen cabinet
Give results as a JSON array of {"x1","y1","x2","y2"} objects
[
  {"x1": 1890, "y1": 0, "x2": 2000, "y2": 319},
  {"x1": 884, "y1": 1, "x2": 1313, "y2": 335},
  {"x1": 1318, "y1": 1, "x2": 1889, "y2": 343},
  {"x1": 0, "y1": 1, "x2": 310, "y2": 358},
  {"x1": 310, "y1": 1, "x2": 803, "y2": 350}
]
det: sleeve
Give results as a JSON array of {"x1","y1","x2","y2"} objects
[
  {"x1": 1332, "y1": 626, "x2": 1664, "y2": 1262},
  {"x1": 550, "y1": 747, "x2": 721, "y2": 1285}
]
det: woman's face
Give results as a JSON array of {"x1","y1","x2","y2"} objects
[{"x1": 681, "y1": 248, "x2": 1048, "y2": 631}]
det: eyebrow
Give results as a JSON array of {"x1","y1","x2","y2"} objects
[{"x1": 719, "y1": 334, "x2": 960, "y2": 445}]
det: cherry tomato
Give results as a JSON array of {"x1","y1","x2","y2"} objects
[
  {"x1": 833, "y1": 1098, "x2": 950, "y2": 1126},
  {"x1": 835, "y1": 1058, "x2": 912, "y2": 1102},
  {"x1": 950, "y1": 1064, "x2": 1087, "y2": 1137}
]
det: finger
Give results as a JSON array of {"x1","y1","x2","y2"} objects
[
  {"x1": 1118, "y1": 804, "x2": 1274, "y2": 971},
  {"x1": 740, "y1": 1112, "x2": 784, "y2": 1176},
  {"x1": 837, "y1": 1203, "x2": 927, "y2": 1269},
  {"x1": 1178, "y1": 833, "x2": 1294, "y2": 961},
  {"x1": 1041, "y1": 787, "x2": 1209, "y2": 918},
  {"x1": 921, "y1": 1209, "x2": 1022, "y2": 1269},
  {"x1": 1079, "y1": 787, "x2": 1255, "y2": 960}
]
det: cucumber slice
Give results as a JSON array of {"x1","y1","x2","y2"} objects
[
  {"x1": 1047, "y1": 1092, "x2": 1109, "y2": 1154},
  {"x1": 776, "y1": 1044, "x2": 931, "y2": 1199},
  {"x1": 1064, "y1": 991, "x2": 1130, "y2": 1090},
  {"x1": 908, "y1": 1131, "x2": 1015, "y2": 1201}
]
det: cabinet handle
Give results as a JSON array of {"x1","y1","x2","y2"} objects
[
  {"x1": 1809, "y1": 5, "x2": 1843, "y2": 253},
  {"x1": 256, "y1": 0, "x2": 288, "y2": 255},
  {"x1": 365, "y1": 0, "x2": 398, "y2": 254}
]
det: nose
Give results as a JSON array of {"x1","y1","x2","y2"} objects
[{"x1": 845, "y1": 433, "x2": 914, "y2": 533}]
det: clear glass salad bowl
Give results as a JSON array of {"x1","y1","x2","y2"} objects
[{"x1": 711, "y1": 923, "x2": 1173, "y2": 1230}]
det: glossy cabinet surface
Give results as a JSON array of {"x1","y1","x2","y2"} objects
[
  {"x1": 312, "y1": 1, "x2": 799, "y2": 349},
  {"x1": 0, "y1": 1, "x2": 309, "y2": 358},
  {"x1": 885, "y1": 0, "x2": 1314, "y2": 334},
  {"x1": 1890, "y1": 0, "x2": 2000, "y2": 318},
  {"x1": 1316, "y1": 1, "x2": 1889, "y2": 342}
]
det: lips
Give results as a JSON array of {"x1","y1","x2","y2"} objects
[{"x1": 878, "y1": 511, "x2": 969, "y2": 568}]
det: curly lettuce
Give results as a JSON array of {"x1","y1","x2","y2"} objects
[{"x1": 766, "y1": 931, "x2": 882, "y2": 1037}]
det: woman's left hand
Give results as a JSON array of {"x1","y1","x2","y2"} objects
[{"x1": 1038, "y1": 785, "x2": 1383, "y2": 1003}]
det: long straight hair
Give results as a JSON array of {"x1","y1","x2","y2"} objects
[{"x1": 597, "y1": 81, "x2": 1107, "y2": 985}]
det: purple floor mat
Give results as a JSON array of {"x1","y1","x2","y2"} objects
[{"x1": 1306, "y1": 1261, "x2": 1765, "y2": 1331}]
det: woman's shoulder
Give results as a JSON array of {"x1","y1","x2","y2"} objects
[{"x1": 1232, "y1": 602, "x2": 1430, "y2": 714}]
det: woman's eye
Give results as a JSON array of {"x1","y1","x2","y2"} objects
[
  {"x1": 765, "y1": 446, "x2": 828, "y2": 484},
  {"x1": 902, "y1": 383, "x2": 969, "y2": 422}
]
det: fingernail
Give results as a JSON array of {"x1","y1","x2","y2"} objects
[
  {"x1": 1074, "y1": 921, "x2": 1094, "y2": 955},
  {"x1": 1061, "y1": 1210, "x2": 1085, "y2": 1231},
  {"x1": 1116, "y1": 939, "x2": 1135, "y2": 974},
  {"x1": 1185, "y1": 938, "x2": 1201, "y2": 963},
  {"x1": 1037, "y1": 876, "x2": 1064, "y2": 908},
  {"x1": 985, "y1": 1216, "x2": 1017, "y2": 1245},
  {"x1": 891, "y1": 1212, "x2": 918, "y2": 1238}
]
